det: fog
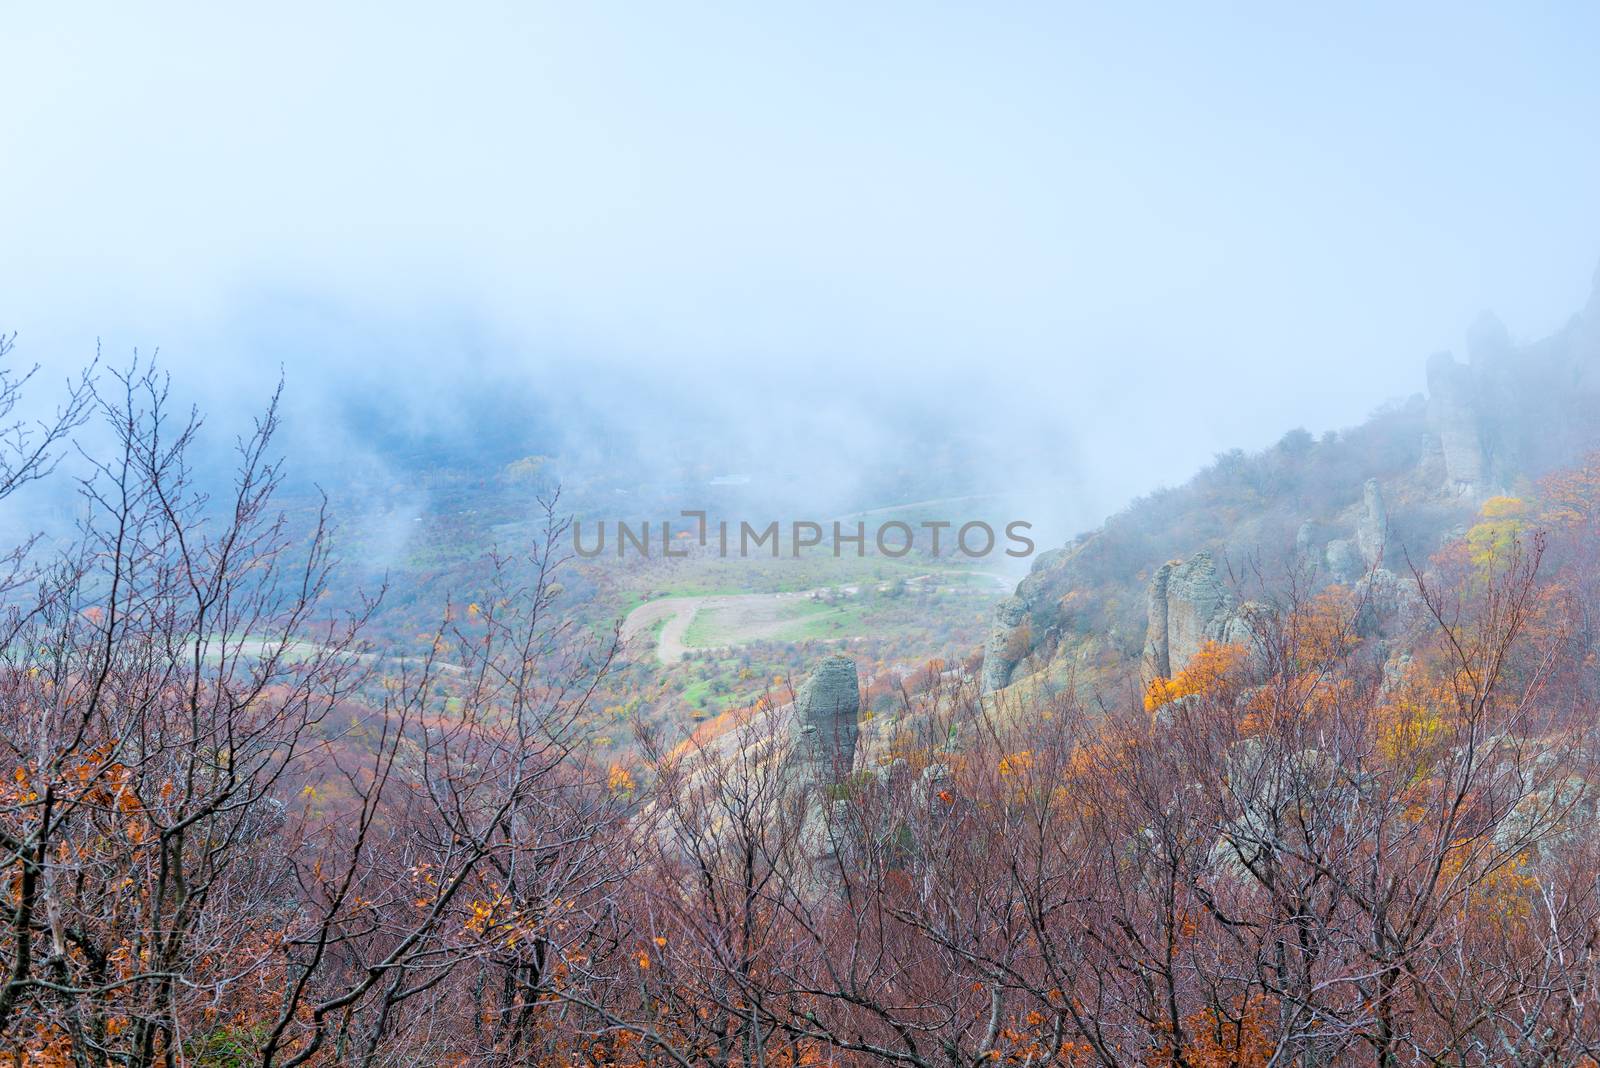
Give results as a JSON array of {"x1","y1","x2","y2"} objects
[{"x1": 4, "y1": 3, "x2": 1599, "y2": 552}]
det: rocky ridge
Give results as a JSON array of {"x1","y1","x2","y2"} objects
[{"x1": 980, "y1": 263, "x2": 1600, "y2": 694}]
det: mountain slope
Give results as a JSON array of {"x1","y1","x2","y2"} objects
[{"x1": 982, "y1": 262, "x2": 1600, "y2": 699}]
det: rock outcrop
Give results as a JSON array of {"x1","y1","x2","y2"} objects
[
  {"x1": 1319, "y1": 479, "x2": 1392, "y2": 585},
  {"x1": 794, "y1": 654, "x2": 861, "y2": 780},
  {"x1": 1211, "y1": 739, "x2": 1351, "y2": 885},
  {"x1": 981, "y1": 596, "x2": 1029, "y2": 693},
  {"x1": 1324, "y1": 539, "x2": 1361, "y2": 583},
  {"x1": 1353, "y1": 565, "x2": 1423, "y2": 639},
  {"x1": 971, "y1": 261, "x2": 1600, "y2": 701},
  {"x1": 976, "y1": 540, "x2": 1083, "y2": 693},
  {"x1": 1143, "y1": 551, "x2": 1250, "y2": 679},
  {"x1": 1426, "y1": 351, "x2": 1487, "y2": 495},
  {"x1": 787, "y1": 656, "x2": 864, "y2": 897},
  {"x1": 1295, "y1": 520, "x2": 1318, "y2": 562},
  {"x1": 1356, "y1": 478, "x2": 1387, "y2": 567}
]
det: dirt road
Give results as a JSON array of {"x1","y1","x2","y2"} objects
[
  {"x1": 619, "y1": 567, "x2": 1015, "y2": 664},
  {"x1": 620, "y1": 590, "x2": 841, "y2": 663},
  {"x1": 620, "y1": 596, "x2": 707, "y2": 663}
]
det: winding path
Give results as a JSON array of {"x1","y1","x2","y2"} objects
[
  {"x1": 620, "y1": 596, "x2": 707, "y2": 664},
  {"x1": 619, "y1": 569, "x2": 1016, "y2": 664},
  {"x1": 621, "y1": 591, "x2": 825, "y2": 664}
]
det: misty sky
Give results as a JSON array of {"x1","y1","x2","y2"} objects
[{"x1": 4, "y1": 3, "x2": 1599, "y2": 535}]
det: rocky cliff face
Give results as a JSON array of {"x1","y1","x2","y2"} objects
[
  {"x1": 789, "y1": 655, "x2": 865, "y2": 897},
  {"x1": 794, "y1": 654, "x2": 861, "y2": 779},
  {"x1": 1426, "y1": 352, "x2": 1488, "y2": 496},
  {"x1": 977, "y1": 263, "x2": 1600, "y2": 698},
  {"x1": 1356, "y1": 478, "x2": 1387, "y2": 567},
  {"x1": 976, "y1": 541, "x2": 1087, "y2": 693},
  {"x1": 981, "y1": 596, "x2": 1029, "y2": 693},
  {"x1": 1143, "y1": 551, "x2": 1252, "y2": 679}
]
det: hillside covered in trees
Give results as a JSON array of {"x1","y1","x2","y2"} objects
[
  {"x1": 982, "y1": 264, "x2": 1600, "y2": 708},
  {"x1": 7, "y1": 270, "x2": 1600, "y2": 1066},
  {"x1": 12, "y1": 1, "x2": 1600, "y2": 1062}
]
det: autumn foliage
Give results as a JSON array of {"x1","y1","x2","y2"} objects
[{"x1": 9, "y1": 355, "x2": 1600, "y2": 1066}]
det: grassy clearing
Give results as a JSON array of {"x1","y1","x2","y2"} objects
[
  {"x1": 775, "y1": 601, "x2": 871, "y2": 641},
  {"x1": 678, "y1": 590, "x2": 954, "y2": 651},
  {"x1": 603, "y1": 545, "x2": 1005, "y2": 599},
  {"x1": 679, "y1": 596, "x2": 815, "y2": 648}
]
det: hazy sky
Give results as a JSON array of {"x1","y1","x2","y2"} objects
[{"x1": 4, "y1": 3, "x2": 1599, "y2": 528}]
